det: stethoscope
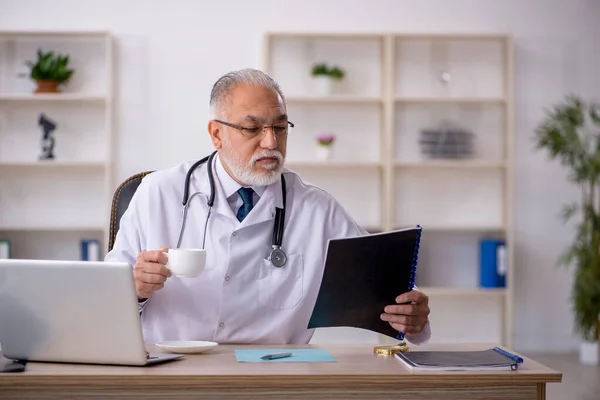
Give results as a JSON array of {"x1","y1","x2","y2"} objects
[{"x1": 175, "y1": 150, "x2": 288, "y2": 268}]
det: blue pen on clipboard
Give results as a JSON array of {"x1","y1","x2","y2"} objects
[{"x1": 493, "y1": 346, "x2": 524, "y2": 363}]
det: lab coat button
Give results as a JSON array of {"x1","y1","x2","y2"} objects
[
  {"x1": 219, "y1": 322, "x2": 225, "y2": 328},
  {"x1": 232, "y1": 231, "x2": 237, "y2": 236},
  {"x1": 225, "y1": 276, "x2": 231, "y2": 281}
]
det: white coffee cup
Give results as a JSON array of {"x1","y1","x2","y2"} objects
[{"x1": 163, "y1": 249, "x2": 207, "y2": 278}]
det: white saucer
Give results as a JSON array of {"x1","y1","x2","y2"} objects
[{"x1": 155, "y1": 340, "x2": 219, "y2": 354}]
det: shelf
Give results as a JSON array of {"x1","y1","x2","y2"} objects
[
  {"x1": 400, "y1": 225, "x2": 505, "y2": 232},
  {"x1": 0, "y1": 31, "x2": 110, "y2": 38},
  {"x1": 419, "y1": 287, "x2": 507, "y2": 297},
  {"x1": 266, "y1": 34, "x2": 382, "y2": 99},
  {"x1": 395, "y1": 97, "x2": 505, "y2": 104},
  {"x1": 0, "y1": 161, "x2": 107, "y2": 169},
  {"x1": 286, "y1": 95, "x2": 382, "y2": 104},
  {"x1": 395, "y1": 168, "x2": 504, "y2": 229},
  {"x1": 0, "y1": 30, "x2": 113, "y2": 263},
  {"x1": 0, "y1": 93, "x2": 107, "y2": 103},
  {"x1": 264, "y1": 32, "x2": 514, "y2": 346},
  {"x1": 395, "y1": 160, "x2": 506, "y2": 169},
  {"x1": 0, "y1": 225, "x2": 105, "y2": 232},
  {"x1": 286, "y1": 161, "x2": 381, "y2": 169}
]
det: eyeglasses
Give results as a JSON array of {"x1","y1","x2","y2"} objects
[{"x1": 214, "y1": 119, "x2": 294, "y2": 140}]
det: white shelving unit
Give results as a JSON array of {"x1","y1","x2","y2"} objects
[
  {"x1": 0, "y1": 31, "x2": 113, "y2": 261},
  {"x1": 264, "y1": 33, "x2": 514, "y2": 347}
]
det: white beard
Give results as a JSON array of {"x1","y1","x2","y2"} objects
[{"x1": 220, "y1": 144, "x2": 284, "y2": 187}]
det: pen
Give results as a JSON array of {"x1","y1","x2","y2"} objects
[
  {"x1": 260, "y1": 352, "x2": 292, "y2": 360},
  {"x1": 493, "y1": 346, "x2": 524, "y2": 363}
]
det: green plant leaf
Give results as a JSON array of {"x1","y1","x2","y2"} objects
[
  {"x1": 534, "y1": 94, "x2": 600, "y2": 341},
  {"x1": 560, "y1": 202, "x2": 579, "y2": 223},
  {"x1": 311, "y1": 63, "x2": 328, "y2": 76},
  {"x1": 589, "y1": 102, "x2": 600, "y2": 128},
  {"x1": 23, "y1": 48, "x2": 75, "y2": 84},
  {"x1": 329, "y1": 66, "x2": 344, "y2": 80}
]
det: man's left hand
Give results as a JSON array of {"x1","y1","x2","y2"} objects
[{"x1": 381, "y1": 290, "x2": 430, "y2": 335}]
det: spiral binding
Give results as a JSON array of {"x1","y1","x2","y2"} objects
[{"x1": 396, "y1": 225, "x2": 422, "y2": 342}]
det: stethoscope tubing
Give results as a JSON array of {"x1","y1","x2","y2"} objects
[{"x1": 177, "y1": 151, "x2": 287, "y2": 267}]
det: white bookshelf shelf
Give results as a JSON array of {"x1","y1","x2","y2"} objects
[
  {"x1": 395, "y1": 97, "x2": 505, "y2": 104},
  {"x1": 0, "y1": 161, "x2": 107, "y2": 168},
  {"x1": 408, "y1": 225, "x2": 506, "y2": 232},
  {"x1": 286, "y1": 95, "x2": 382, "y2": 104},
  {"x1": 0, "y1": 30, "x2": 114, "y2": 261},
  {"x1": 286, "y1": 161, "x2": 381, "y2": 169},
  {"x1": 0, "y1": 93, "x2": 107, "y2": 102},
  {"x1": 264, "y1": 32, "x2": 514, "y2": 347},
  {"x1": 0, "y1": 31, "x2": 110, "y2": 38},
  {"x1": 395, "y1": 160, "x2": 506, "y2": 169},
  {"x1": 0, "y1": 225, "x2": 105, "y2": 232},
  {"x1": 419, "y1": 287, "x2": 507, "y2": 297}
]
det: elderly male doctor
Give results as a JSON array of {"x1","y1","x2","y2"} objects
[{"x1": 105, "y1": 68, "x2": 431, "y2": 345}]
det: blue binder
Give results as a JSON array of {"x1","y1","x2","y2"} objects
[
  {"x1": 479, "y1": 239, "x2": 506, "y2": 288},
  {"x1": 80, "y1": 239, "x2": 101, "y2": 261}
]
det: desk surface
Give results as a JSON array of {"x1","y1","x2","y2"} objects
[{"x1": 1, "y1": 343, "x2": 561, "y2": 387}]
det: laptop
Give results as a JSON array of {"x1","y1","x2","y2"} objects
[{"x1": 0, "y1": 259, "x2": 184, "y2": 366}]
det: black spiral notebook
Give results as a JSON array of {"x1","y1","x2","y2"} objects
[
  {"x1": 308, "y1": 225, "x2": 422, "y2": 339},
  {"x1": 394, "y1": 347, "x2": 524, "y2": 371}
]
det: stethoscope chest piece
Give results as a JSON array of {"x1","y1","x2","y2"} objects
[{"x1": 269, "y1": 246, "x2": 287, "y2": 268}]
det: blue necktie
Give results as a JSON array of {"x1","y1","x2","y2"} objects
[{"x1": 236, "y1": 187, "x2": 254, "y2": 222}]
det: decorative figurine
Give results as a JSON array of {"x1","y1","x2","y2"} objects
[{"x1": 38, "y1": 113, "x2": 57, "y2": 160}]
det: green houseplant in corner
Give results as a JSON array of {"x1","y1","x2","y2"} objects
[
  {"x1": 25, "y1": 49, "x2": 75, "y2": 94},
  {"x1": 534, "y1": 95, "x2": 600, "y2": 365}
]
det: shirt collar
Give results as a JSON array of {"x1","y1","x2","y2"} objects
[{"x1": 214, "y1": 153, "x2": 268, "y2": 200}]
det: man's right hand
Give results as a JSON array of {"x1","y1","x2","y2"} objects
[{"x1": 133, "y1": 247, "x2": 172, "y2": 301}]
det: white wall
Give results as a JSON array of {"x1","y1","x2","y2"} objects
[{"x1": 1, "y1": 0, "x2": 598, "y2": 353}]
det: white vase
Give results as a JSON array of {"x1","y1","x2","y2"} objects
[
  {"x1": 315, "y1": 76, "x2": 333, "y2": 96},
  {"x1": 317, "y1": 146, "x2": 332, "y2": 161},
  {"x1": 579, "y1": 340, "x2": 599, "y2": 365}
]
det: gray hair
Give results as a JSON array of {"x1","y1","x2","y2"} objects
[{"x1": 209, "y1": 68, "x2": 286, "y2": 119}]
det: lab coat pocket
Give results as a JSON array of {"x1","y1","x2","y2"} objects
[{"x1": 257, "y1": 254, "x2": 304, "y2": 310}]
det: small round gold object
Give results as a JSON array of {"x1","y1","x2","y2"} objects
[{"x1": 373, "y1": 342, "x2": 409, "y2": 356}]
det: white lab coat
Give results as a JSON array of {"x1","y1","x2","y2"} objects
[{"x1": 105, "y1": 154, "x2": 431, "y2": 345}]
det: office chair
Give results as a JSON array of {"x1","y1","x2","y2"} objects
[{"x1": 108, "y1": 171, "x2": 153, "y2": 252}]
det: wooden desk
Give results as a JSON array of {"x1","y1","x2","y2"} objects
[{"x1": 0, "y1": 343, "x2": 562, "y2": 399}]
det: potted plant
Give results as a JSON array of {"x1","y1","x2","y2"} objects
[
  {"x1": 533, "y1": 95, "x2": 600, "y2": 365},
  {"x1": 316, "y1": 133, "x2": 336, "y2": 161},
  {"x1": 311, "y1": 63, "x2": 345, "y2": 95},
  {"x1": 25, "y1": 49, "x2": 74, "y2": 94}
]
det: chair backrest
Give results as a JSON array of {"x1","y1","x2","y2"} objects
[{"x1": 108, "y1": 171, "x2": 153, "y2": 252}]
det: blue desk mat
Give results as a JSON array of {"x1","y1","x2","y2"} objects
[{"x1": 234, "y1": 349, "x2": 336, "y2": 363}]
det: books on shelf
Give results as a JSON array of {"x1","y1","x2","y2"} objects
[
  {"x1": 395, "y1": 347, "x2": 524, "y2": 371},
  {"x1": 81, "y1": 239, "x2": 100, "y2": 261},
  {"x1": 0, "y1": 239, "x2": 10, "y2": 259}
]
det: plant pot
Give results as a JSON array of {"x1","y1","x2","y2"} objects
[
  {"x1": 317, "y1": 145, "x2": 333, "y2": 161},
  {"x1": 315, "y1": 76, "x2": 333, "y2": 96},
  {"x1": 579, "y1": 339, "x2": 599, "y2": 365},
  {"x1": 35, "y1": 80, "x2": 60, "y2": 94}
]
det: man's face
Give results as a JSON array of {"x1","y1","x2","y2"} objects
[{"x1": 211, "y1": 83, "x2": 288, "y2": 187}]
